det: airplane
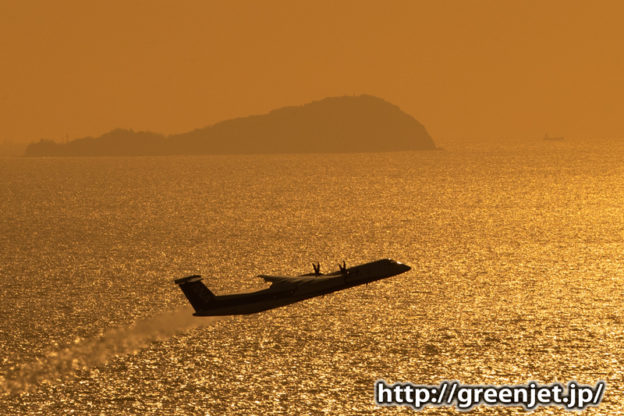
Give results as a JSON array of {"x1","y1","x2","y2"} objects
[{"x1": 174, "y1": 258, "x2": 410, "y2": 316}]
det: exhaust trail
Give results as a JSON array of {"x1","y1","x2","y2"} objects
[{"x1": 0, "y1": 307, "x2": 221, "y2": 395}]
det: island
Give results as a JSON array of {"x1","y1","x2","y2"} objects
[{"x1": 24, "y1": 95, "x2": 436, "y2": 156}]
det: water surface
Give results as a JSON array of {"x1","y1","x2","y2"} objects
[{"x1": 1, "y1": 139, "x2": 622, "y2": 414}]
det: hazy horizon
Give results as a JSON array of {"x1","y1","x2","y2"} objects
[{"x1": 2, "y1": 1, "x2": 624, "y2": 149}]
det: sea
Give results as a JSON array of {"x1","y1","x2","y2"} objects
[{"x1": 0, "y1": 138, "x2": 622, "y2": 414}]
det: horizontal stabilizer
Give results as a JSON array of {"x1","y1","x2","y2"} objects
[{"x1": 174, "y1": 275, "x2": 202, "y2": 285}]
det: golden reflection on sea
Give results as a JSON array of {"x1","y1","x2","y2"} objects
[{"x1": 0, "y1": 139, "x2": 622, "y2": 414}]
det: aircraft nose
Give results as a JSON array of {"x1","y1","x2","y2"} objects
[{"x1": 396, "y1": 262, "x2": 411, "y2": 273}]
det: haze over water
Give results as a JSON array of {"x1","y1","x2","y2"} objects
[{"x1": 1, "y1": 138, "x2": 623, "y2": 414}]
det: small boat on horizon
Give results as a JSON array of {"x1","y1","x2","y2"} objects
[{"x1": 544, "y1": 134, "x2": 564, "y2": 141}]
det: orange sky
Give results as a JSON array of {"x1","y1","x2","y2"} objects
[{"x1": 1, "y1": 0, "x2": 623, "y2": 144}]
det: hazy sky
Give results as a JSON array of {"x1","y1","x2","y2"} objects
[{"x1": 1, "y1": 0, "x2": 623, "y2": 144}]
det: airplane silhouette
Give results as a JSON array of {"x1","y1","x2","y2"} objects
[{"x1": 175, "y1": 259, "x2": 410, "y2": 316}]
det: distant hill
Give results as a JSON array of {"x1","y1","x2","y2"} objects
[{"x1": 24, "y1": 95, "x2": 435, "y2": 156}]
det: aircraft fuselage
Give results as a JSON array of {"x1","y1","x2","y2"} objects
[{"x1": 175, "y1": 259, "x2": 410, "y2": 316}]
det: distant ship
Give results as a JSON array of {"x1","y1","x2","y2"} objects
[{"x1": 543, "y1": 134, "x2": 564, "y2": 141}]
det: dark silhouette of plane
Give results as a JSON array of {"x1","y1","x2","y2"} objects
[{"x1": 174, "y1": 259, "x2": 410, "y2": 316}]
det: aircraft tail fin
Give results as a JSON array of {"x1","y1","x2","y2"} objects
[{"x1": 174, "y1": 275, "x2": 215, "y2": 313}]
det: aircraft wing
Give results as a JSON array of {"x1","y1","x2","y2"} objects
[
  {"x1": 258, "y1": 274, "x2": 332, "y2": 288},
  {"x1": 259, "y1": 275, "x2": 292, "y2": 284}
]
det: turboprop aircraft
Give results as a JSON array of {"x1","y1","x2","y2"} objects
[{"x1": 174, "y1": 259, "x2": 410, "y2": 316}]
